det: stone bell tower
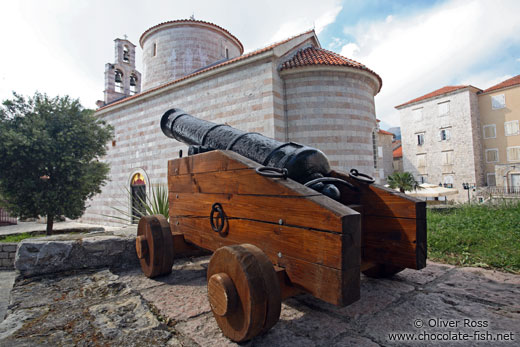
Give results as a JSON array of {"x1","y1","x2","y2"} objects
[{"x1": 101, "y1": 37, "x2": 142, "y2": 106}]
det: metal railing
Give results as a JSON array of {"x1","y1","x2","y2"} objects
[
  {"x1": 488, "y1": 187, "x2": 520, "y2": 196},
  {"x1": 0, "y1": 208, "x2": 17, "y2": 225}
]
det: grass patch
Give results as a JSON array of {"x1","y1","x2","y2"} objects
[
  {"x1": 0, "y1": 232, "x2": 43, "y2": 243},
  {"x1": 427, "y1": 202, "x2": 520, "y2": 273}
]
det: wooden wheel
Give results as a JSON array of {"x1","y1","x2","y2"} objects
[
  {"x1": 136, "y1": 215, "x2": 174, "y2": 278},
  {"x1": 207, "y1": 244, "x2": 281, "y2": 342},
  {"x1": 362, "y1": 263, "x2": 404, "y2": 278}
]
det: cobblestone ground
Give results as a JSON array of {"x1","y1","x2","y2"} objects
[{"x1": 0, "y1": 259, "x2": 518, "y2": 346}]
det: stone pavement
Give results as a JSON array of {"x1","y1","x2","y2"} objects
[{"x1": 0, "y1": 258, "x2": 518, "y2": 346}]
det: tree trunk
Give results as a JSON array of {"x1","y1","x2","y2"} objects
[
  {"x1": 399, "y1": 188, "x2": 405, "y2": 193},
  {"x1": 46, "y1": 214, "x2": 54, "y2": 236}
]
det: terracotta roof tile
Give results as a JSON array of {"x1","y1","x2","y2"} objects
[
  {"x1": 378, "y1": 129, "x2": 394, "y2": 136},
  {"x1": 97, "y1": 30, "x2": 315, "y2": 112},
  {"x1": 280, "y1": 46, "x2": 382, "y2": 92},
  {"x1": 482, "y1": 74, "x2": 520, "y2": 94},
  {"x1": 139, "y1": 19, "x2": 243, "y2": 53},
  {"x1": 395, "y1": 86, "x2": 472, "y2": 109},
  {"x1": 393, "y1": 145, "x2": 402, "y2": 158}
]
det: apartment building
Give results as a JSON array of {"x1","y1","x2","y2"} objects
[
  {"x1": 479, "y1": 75, "x2": 520, "y2": 192},
  {"x1": 395, "y1": 85, "x2": 484, "y2": 201},
  {"x1": 395, "y1": 74, "x2": 520, "y2": 201}
]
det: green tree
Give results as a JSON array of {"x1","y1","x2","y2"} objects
[
  {"x1": 0, "y1": 92, "x2": 113, "y2": 235},
  {"x1": 387, "y1": 171, "x2": 421, "y2": 193}
]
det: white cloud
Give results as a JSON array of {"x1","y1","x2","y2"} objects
[
  {"x1": 328, "y1": 37, "x2": 347, "y2": 50},
  {"x1": 268, "y1": 2, "x2": 342, "y2": 44},
  {"x1": 340, "y1": 43, "x2": 360, "y2": 58},
  {"x1": 339, "y1": 0, "x2": 520, "y2": 126}
]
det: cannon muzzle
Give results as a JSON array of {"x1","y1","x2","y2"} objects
[{"x1": 161, "y1": 108, "x2": 343, "y2": 199}]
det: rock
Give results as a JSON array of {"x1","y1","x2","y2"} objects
[
  {"x1": 15, "y1": 234, "x2": 139, "y2": 277},
  {"x1": 0, "y1": 269, "x2": 174, "y2": 346}
]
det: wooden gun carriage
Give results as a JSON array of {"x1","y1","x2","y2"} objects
[{"x1": 135, "y1": 109, "x2": 426, "y2": 342}]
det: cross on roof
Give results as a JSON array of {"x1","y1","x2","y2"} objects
[{"x1": 123, "y1": 34, "x2": 128, "y2": 40}]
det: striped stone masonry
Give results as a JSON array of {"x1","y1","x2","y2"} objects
[{"x1": 84, "y1": 29, "x2": 381, "y2": 226}]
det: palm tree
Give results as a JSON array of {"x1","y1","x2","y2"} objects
[{"x1": 387, "y1": 172, "x2": 421, "y2": 193}]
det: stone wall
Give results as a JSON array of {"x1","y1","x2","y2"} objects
[
  {"x1": 282, "y1": 67, "x2": 379, "y2": 176},
  {"x1": 141, "y1": 22, "x2": 242, "y2": 91},
  {"x1": 377, "y1": 132, "x2": 394, "y2": 183},
  {"x1": 83, "y1": 57, "x2": 278, "y2": 226},
  {"x1": 0, "y1": 243, "x2": 17, "y2": 270},
  {"x1": 400, "y1": 88, "x2": 482, "y2": 201}
]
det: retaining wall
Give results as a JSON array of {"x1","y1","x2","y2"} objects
[{"x1": 0, "y1": 243, "x2": 17, "y2": 270}]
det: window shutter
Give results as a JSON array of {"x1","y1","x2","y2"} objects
[
  {"x1": 514, "y1": 121, "x2": 520, "y2": 135},
  {"x1": 446, "y1": 129, "x2": 451, "y2": 140}
]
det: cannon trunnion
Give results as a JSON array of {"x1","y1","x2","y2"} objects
[{"x1": 135, "y1": 111, "x2": 427, "y2": 342}]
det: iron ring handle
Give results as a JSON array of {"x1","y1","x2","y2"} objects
[
  {"x1": 349, "y1": 169, "x2": 375, "y2": 184},
  {"x1": 210, "y1": 203, "x2": 226, "y2": 234},
  {"x1": 304, "y1": 177, "x2": 357, "y2": 191},
  {"x1": 255, "y1": 166, "x2": 288, "y2": 179}
]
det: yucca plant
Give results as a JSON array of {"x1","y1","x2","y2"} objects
[{"x1": 104, "y1": 184, "x2": 169, "y2": 224}]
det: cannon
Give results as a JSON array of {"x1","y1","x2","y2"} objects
[{"x1": 136, "y1": 109, "x2": 426, "y2": 342}]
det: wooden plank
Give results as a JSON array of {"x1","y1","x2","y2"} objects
[
  {"x1": 171, "y1": 216, "x2": 358, "y2": 306},
  {"x1": 274, "y1": 266, "x2": 304, "y2": 300},
  {"x1": 167, "y1": 150, "x2": 361, "y2": 306},
  {"x1": 171, "y1": 232, "x2": 209, "y2": 258},
  {"x1": 168, "y1": 169, "x2": 317, "y2": 197},
  {"x1": 169, "y1": 192, "x2": 350, "y2": 234},
  {"x1": 170, "y1": 217, "x2": 343, "y2": 269},
  {"x1": 362, "y1": 216, "x2": 423, "y2": 269},
  {"x1": 330, "y1": 170, "x2": 425, "y2": 219},
  {"x1": 168, "y1": 150, "x2": 252, "y2": 176},
  {"x1": 330, "y1": 170, "x2": 427, "y2": 270},
  {"x1": 276, "y1": 252, "x2": 359, "y2": 306}
]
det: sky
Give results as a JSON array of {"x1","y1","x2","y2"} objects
[{"x1": 1, "y1": 0, "x2": 519, "y2": 128}]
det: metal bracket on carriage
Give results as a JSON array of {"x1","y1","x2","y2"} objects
[
  {"x1": 348, "y1": 169, "x2": 375, "y2": 184},
  {"x1": 210, "y1": 202, "x2": 229, "y2": 237}
]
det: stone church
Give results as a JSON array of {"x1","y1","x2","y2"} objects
[{"x1": 81, "y1": 19, "x2": 382, "y2": 225}]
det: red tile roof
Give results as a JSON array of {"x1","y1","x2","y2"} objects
[
  {"x1": 379, "y1": 129, "x2": 394, "y2": 136},
  {"x1": 482, "y1": 74, "x2": 520, "y2": 94},
  {"x1": 395, "y1": 85, "x2": 475, "y2": 109},
  {"x1": 280, "y1": 46, "x2": 382, "y2": 93},
  {"x1": 393, "y1": 145, "x2": 402, "y2": 158},
  {"x1": 139, "y1": 19, "x2": 243, "y2": 53},
  {"x1": 97, "y1": 30, "x2": 316, "y2": 112}
]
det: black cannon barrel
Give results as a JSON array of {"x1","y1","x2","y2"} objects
[{"x1": 161, "y1": 108, "x2": 341, "y2": 198}]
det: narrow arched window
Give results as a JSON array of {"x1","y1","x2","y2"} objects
[
  {"x1": 130, "y1": 173, "x2": 146, "y2": 223},
  {"x1": 152, "y1": 43, "x2": 157, "y2": 57},
  {"x1": 115, "y1": 70, "x2": 123, "y2": 93},
  {"x1": 123, "y1": 45, "x2": 130, "y2": 63},
  {"x1": 130, "y1": 74, "x2": 138, "y2": 94}
]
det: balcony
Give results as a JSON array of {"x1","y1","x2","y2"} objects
[{"x1": 488, "y1": 187, "x2": 520, "y2": 196}]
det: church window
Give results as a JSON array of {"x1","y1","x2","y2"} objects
[
  {"x1": 115, "y1": 70, "x2": 123, "y2": 93},
  {"x1": 225, "y1": 47, "x2": 229, "y2": 59},
  {"x1": 123, "y1": 45, "x2": 129, "y2": 62},
  {"x1": 153, "y1": 43, "x2": 157, "y2": 57}
]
